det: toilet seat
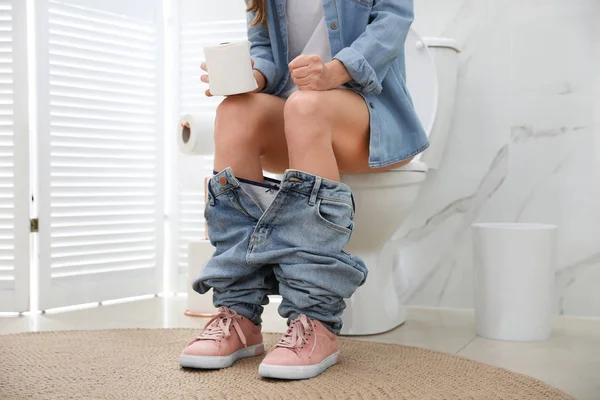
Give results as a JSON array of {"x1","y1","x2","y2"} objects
[{"x1": 389, "y1": 160, "x2": 428, "y2": 173}]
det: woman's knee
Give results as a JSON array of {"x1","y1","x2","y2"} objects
[
  {"x1": 284, "y1": 91, "x2": 333, "y2": 143},
  {"x1": 284, "y1": 90, "x2": 332, "y2": 123},
  {"x1": 214, "y1": 95, "x2": 264, "y2": 145}
]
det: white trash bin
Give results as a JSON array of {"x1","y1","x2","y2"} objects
[{"x1": 472, "y1": 223, "x2": 558, "y2": 341}]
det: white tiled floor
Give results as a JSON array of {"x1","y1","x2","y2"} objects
[{"x1": 1, "y1": 296, "x2": 598, "y2": 400}]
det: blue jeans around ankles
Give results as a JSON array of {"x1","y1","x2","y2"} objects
[{"x1": 193, "y1": 168, "x2": 367, "y2": 334}]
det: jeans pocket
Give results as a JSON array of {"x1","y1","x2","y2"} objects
[{"x1": 315, "y1": 198, "x2": 354, "y2": 234}]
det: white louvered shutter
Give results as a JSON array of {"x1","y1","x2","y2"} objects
[
  {"x1": 35, "y1": 0, "x2": 165, "y2": 310},
  {"x1": 0, "y1": 0, "x2": 29, "y2": 313},
  {"x1": 170, "y1": 0, "x2": 247, "y2": 293}
]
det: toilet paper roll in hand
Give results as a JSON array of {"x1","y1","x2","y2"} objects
[
  {"x1": 204, "y1": 40, "x2": 258, "y2": 96},
  {"x1": 178, "y1": 114, "x2": 215, "y2": 156}
]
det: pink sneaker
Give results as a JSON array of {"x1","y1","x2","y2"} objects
[
  {"x1": 179, "y1": 307, "x2": 264, "y2": 369},
  {"x1": 258, "y1": 314, "x2": 341, "y2": 380}
]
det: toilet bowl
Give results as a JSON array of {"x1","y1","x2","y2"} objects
[{"x1": 339, "y1": 30, "x2": 460, "y2": 335}]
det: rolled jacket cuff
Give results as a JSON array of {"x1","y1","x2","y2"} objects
[
  {"x1": 252, "y1": 58, "x2": 278, "y2": 94},
  {"x1": 333, "y1": 47, "x2": 382, "y2": 95}
]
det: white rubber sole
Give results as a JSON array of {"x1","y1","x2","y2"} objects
[
  {"x1": 258, "y1": 352, "x2": 341, "y2": 380},
  {"x1": 179, "y1": 343, "x2": 264, "y2": 369}
]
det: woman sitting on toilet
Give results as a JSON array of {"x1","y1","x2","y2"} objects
[{"x1": 180, "y1": 0, "x2": 428, "y2": 380}]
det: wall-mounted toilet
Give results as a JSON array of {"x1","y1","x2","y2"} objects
[{"x1": 339, "y1": 30, "x2": 460, "y2": 335}]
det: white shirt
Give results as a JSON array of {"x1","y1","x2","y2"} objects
[{"x1": 281, "y1": 0, "x2": 332, "y2": 98}]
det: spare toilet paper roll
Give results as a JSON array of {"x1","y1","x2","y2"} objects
[
  {"x1": 203, "y1": 40, "x2": 258, "y2": 96},
  {"x1": 187, "y1": 240, "x2": 217, "y2": 316},
  {"x1": 177, "y1": 113, "x2": 215, "y2": 156}
]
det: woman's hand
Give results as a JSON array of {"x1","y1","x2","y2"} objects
[
  {"x1": 288, "y1": 55, "x2": 351, "y2": 91},
  {"x1": 200, "y1": 60, "x2": 267, "y2": 97}
]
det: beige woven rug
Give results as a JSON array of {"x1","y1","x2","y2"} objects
[{"x1": 0, "y1": 329, "x2": 571, "y2": 400}]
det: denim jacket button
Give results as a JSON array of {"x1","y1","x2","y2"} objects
[
  {"x1": 219, "y1": 177, "x2": 227, "y2": 185},
  {"x1": 370, "y1": 102, "x2": 375, "y2": 109},
  {"x1": 330, "y1": 22, "x2": 338, "y2": 30}
]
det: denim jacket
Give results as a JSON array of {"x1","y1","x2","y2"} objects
[{"x1": 248, "y1": 0, "x2": 429, "y2": 168}]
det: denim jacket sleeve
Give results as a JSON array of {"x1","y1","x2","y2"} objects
[
  {"x1": 333, "y1": 0, "x2": 414, "y2": 95},
  {"x1": 246, "y1": 8, "x2": 278, "y2": 94}
]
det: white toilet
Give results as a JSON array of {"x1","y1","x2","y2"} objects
[
  {"x1": 339, "y1": 30, "x2": 460, "y2": 335},
  {"x1": 183, "y1": 29, "x2": 460, "y2": 332}
]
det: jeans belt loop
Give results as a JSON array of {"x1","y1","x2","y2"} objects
[{"x1": 308, "y1": 177, "x2": 322, "y2": 207}]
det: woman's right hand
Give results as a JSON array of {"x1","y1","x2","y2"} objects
[{"x1": 201, "y1": 60, "x2": 267, "y2": 97}]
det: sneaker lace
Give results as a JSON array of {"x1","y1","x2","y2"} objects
[
  {"x1": 189, "y1": 307, "x2": 247, "y2": 347},
  {"x1": 276, "y1": 314, "x2": 317, "y2": 358}
]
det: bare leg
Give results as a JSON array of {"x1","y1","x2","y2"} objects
[
  {"x1": 213, "y1": 93, "x2": 288, "y2": 180},
  {"x1": 212, "y1": 90, "x2": 412, "y2": 181},
  {"x1": 279, "y1": 89, "x2": 412, "y2": 181}
]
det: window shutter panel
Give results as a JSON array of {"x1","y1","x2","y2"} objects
[
  {"x1": 171, "y1": 1, "x2": 247, "y2": 292},
  {"x1": 35, "y1": 0, "x2": 165, "y2": 310},
  {"x1": 0, "y1": 0, "x2": 30, "y2": 312}
]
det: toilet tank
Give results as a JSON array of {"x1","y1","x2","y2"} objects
[{"x1": 418, "y1": 38, "x2": 460, "y2": 170}]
